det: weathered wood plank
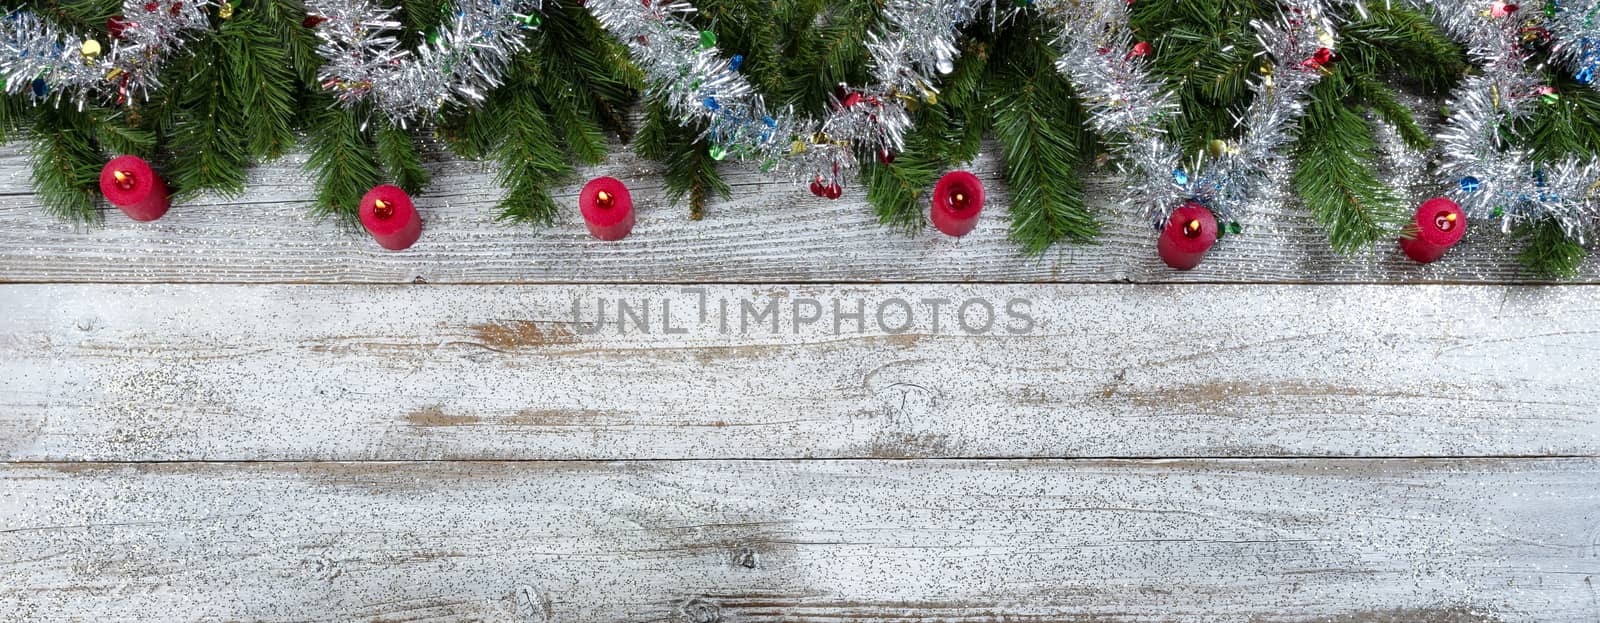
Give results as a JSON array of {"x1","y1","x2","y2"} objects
[
  {"x1": 2, "y1": 458, "x2": 1596, "y2": 622},
  {"x1": 0, "y1": 142, "x2": 1591, "y2": 285},
  {"x1": 5, "y1": 283, "x2": 1596, "y2": 461}
]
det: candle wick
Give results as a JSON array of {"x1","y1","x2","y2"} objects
[
  {"x1": 373, "y1": 199, "x2": 394, "y2": 219},
  {"x1": 1183, "y1": 219, "x2": 1203, "y2": 238},
  {"x1": 112, "y1": 170, "x2": 136, "y2": 191}
]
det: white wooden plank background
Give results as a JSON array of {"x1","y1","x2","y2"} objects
[
  {"x1": 3, "y1": 284, "x2": 1598, "y2": 461},
  {"x1": 3, "y1": 137, "x2": 1600, "y2": 621},
  {"x1": 4, "y1": 459, "x2": 1598, "y2": 622},
  {"x1": 0, "y1": 143, "x2": 1592, "y2": 285}
]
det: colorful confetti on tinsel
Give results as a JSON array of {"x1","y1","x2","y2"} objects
[
  {"x1": 0, "y1": 0, "x2": 211, "y2": 107},
  {"x1": 585, "y1": 0, "x2": 985, "y2": 192},
  {"x1": 1051, "y1": 0, "x2": 1336, "y2": 230},
  {"x1": 1409, "y1": 0, "x2": 1599, "y2": 238},
  {"x1": 305, "y1": 0, "x2": 545, "y2": 125}
]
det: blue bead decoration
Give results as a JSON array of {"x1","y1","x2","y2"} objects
[
  {"x1": 763, "y1": 115, "x2": 776, "y2": 128},
  {"x1": 729, "y1": 54, "x2": 743, "y2": 71},
  {"x1": 703, "y1": 96, "x2": 720, "y2": 111},
  {"x1": 1172, "y1": 168, "x2": 1188, "y2": 186},
  {"x1": 1579, "y1": 65, "x2": 1597, "y2": 85},
  {"x1": 1460, "y1": 176, "x2": 1481, "y2": 193},
  {"x1": 30, "y1": 78, "x2": 46, "y2": 97}
]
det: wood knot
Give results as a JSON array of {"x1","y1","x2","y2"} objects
[
  {"x1": 732, "y1": 547, "x2": 758, "y2": 569},
  {"x1": 678, "y1": 598, "x2": 722, "y2": 623}
]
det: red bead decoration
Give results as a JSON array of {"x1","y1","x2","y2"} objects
[
  {"x1": 930, "y1": 170, "x2": 984, "y2": 237},
  {"x1": 877, "y1": 149, "x2": 895, "y2": 165},
  {"x1": 99, "y1": 155, "x2": 171, "y2": 222},
  {"x1": 358, "y1": 185, "x2": 424, "y2": 250},
  {"x1": 1156, "y1": 202, "x2": 1218, "y2": 271},
  {"x1": 1399, "y1": 197, "x2": 1466, "y2": 264},
  {"x1": 580, "y1": 176, "x2": 635, "y2": 241},
  {"x1": 106, "y1": 15, "x2": 128, "y2": 39},
  {"x1": 302, "y1": 15, "x2": 325, "y2": 28},
  {"x1": 1129, "y1": 41, "x2": 1153, "y2": 58}
]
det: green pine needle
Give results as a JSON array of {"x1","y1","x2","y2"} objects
[
  {"x1": 864, "y1": 143, "x2": 938, "y2": 233},
  {"x1": 166, "y1": 36, "x2": 250, "y2": 199},
  {"x1": 219, "y1": 7, "x2": 300, "y2": 161},
  {"x1": 375, "y1": 121, "x2": 431, "y2": 195},
  {"x1": 305, "y1": 103, "x2": 382, "y2": 225},
  {"x1": 1292, "y1": 111, "x2": 1406, "y2": 253},
  {"x1": 1515, "y1": 218, "x2": 1588, "y2": 279},
  {"x1": 489, "y1": 86, "x2": 569, "y2": 225},
  {"x1": 637, "y1": 102, "x2": 727, "y2": 220},
  {"x1": 988, "y1": 18, "x2": 1098, "y2": 254},
  {"x1": 29, "y1": 105, "x2": 104, "y2": 224}
]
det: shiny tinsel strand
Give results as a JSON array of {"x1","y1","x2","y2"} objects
[
  {"x1": 1050, "y1": 0, "x2": 1334, "y2": 229},
  {"x1": 1545, "y1": 0, "x2": 1600, "y2": 89},
  {"x1": 588, "y1": 0, "x2": 984, "y2": 189},
  {"x1": 1408, "y1": 0, "x2": 1599, "y2": 239},
  {"x1": 306, "y1": 0, "x2": 544, "y2": 125},
  {"x1": 1050, "y1": 0, "x2": 1184, "y2": 227},
  {"x1": 0, "y1": 0, "x2": 211, "y2": 108}
]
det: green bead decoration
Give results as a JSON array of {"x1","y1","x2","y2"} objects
[{"x1": 699, "y1": 30, "x2": 717, "y2": 50}]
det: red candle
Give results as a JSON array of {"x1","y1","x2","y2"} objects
[
  {"x1": 1157, "y1": 202, "x2": 1218, "y2": 271},
  {"x1": 99, "y1": 155, "x2": 170, "y2": 221},
  {"x1": 1399, "y1": 197, "x2": 1466, "y2": 264},
  {"x1": 580, "y1": 176, "x2": 635, "y2": 241},
  {"x1": 358, "y1": 185, "x2": 423, "y2": 251},
  {"x1": 930, "y1": 170, "x2": 984, "y2": 237}
]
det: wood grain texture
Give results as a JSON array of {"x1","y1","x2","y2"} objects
[
  {"x1": 5, "y1": 283, "x2": 1596, "y2": 461},
  {"x1": 3, "y1": 458, "x2": 1598, "y2": 622},
  {"x1": 0, "y1": 142, "x2": 1592, "y2": 285}
]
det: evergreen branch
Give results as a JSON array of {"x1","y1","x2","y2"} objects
[
  {"x1": 52, "y1": 0, "x2": 122, "y2": 26},
  {"x1": 1515, "y1": 217, "x2": 1588, "y2": 279},
  {"x1": 88, "y1": 108, "x2": 157, "y2": 156},
  {"x1": 1340, "y1": 2, "x2": 1468, "y2": 93},
  {"x1": 864, "y1": 142, "x2": 937, "y2": 233},
  {"x1": 490, "y1": 83, "x2": 569, "y2": 225},
  {"x1": 220, "y1": 6, "x2": 301, "y2": 160},
  {"x1": 439, "y1": 104, "x2": 499, "y2": 160},
  {"x1": 534, "y1": 3, "x2": 638, "y2": 134},
  {"x1": 1294, "y1": 77, "x2": 1407, "y2": 253},
  {"x1": 166, "y1": 35, "x2": 251, "y2": 199},
  {"x1": 1349, "y1": 70, "x2": 1429, "y2": 150},
  {"x1": 261, "y1": 0, "x2": 324, "y2": 86},
  {"x1": 988, "y1": 19, "x2": 1098, "y2": 254},
  {"x1": 0, "y1": 94, "x2": 31, "y2": 142},
  {"x1": 638, "y1": 102, "x2": 727, "y2": 220},
  {"x1": 28, "y1": 104, "x2": 104, "y2": 223},
  {"x1": 374, "y1": 120, "x2": 430, "y2": 194},
  {"x1": 305, "y1": 101, "x2": 381, "y2": 225}
]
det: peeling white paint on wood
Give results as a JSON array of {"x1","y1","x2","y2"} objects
[
  {"x1": 2, "y1": 283, "x2": 1595, "y2": 461},
  {"x1": 3, "y1": 458, "x2": 1597, "y2": 622},
  {"x1": 0, "y1": 143, "x2": 1590, "y2": 284}
]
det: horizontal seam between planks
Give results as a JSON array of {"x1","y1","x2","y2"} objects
[
  {"x1": 4, "y1": 455, "x2": 1598, "y2": 465},
  {"x1": 0, "y1": 279, "x2": 1596, "y2": 286}
]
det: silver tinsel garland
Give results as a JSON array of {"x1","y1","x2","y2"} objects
[
  {"x1": 1545, "y1": 0, "x2": 1600, "y2": 89},
  {"x1": 0, "y1": 0, "x2": 211, "y2": 107},
  {"x1": 586, "y1": 0, "x2": 983, "y2": 190},
  {"x1": 306, "y1": 0, "x2": 544, "y2": 124},
  {"x1": 1051, "y1": 0, "x2": 1335, "y2": 229},
  {"x1": 1409, "y1": 0, "x2": 1599, "y2": 238}
]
